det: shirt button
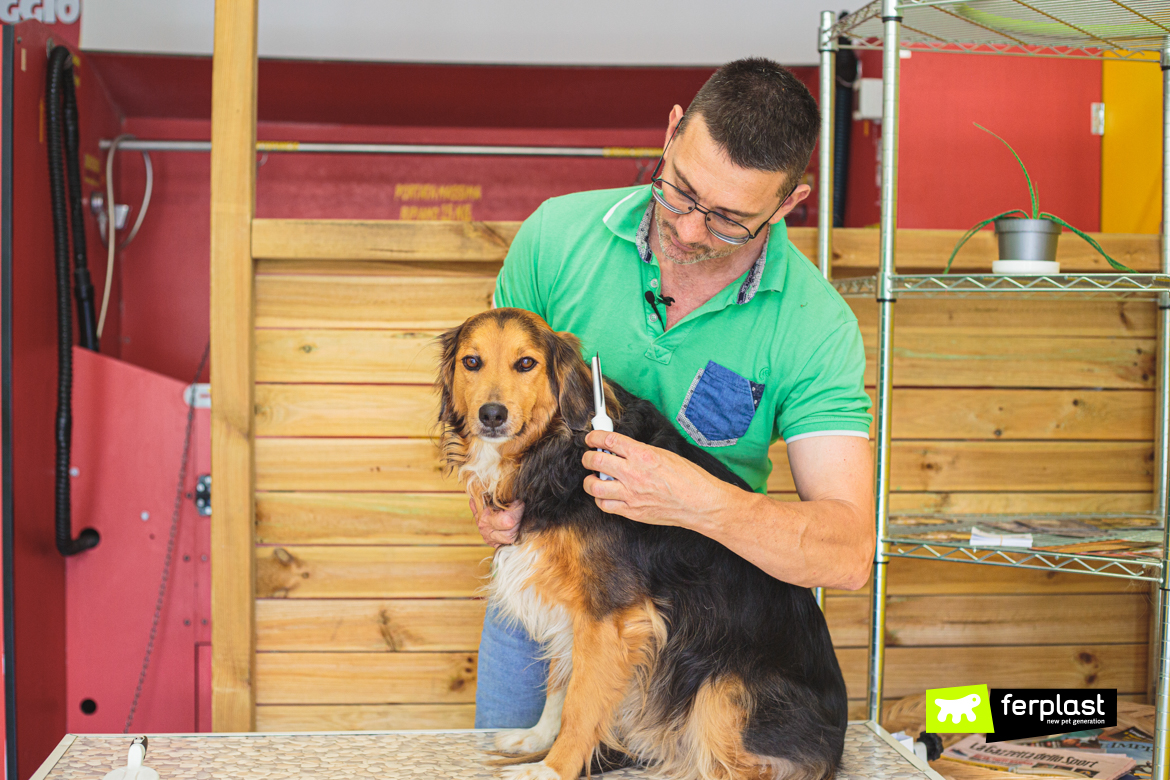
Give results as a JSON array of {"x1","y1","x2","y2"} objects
[
  {"x1": 648, "y1": 314, "x2": 659, "y2": 323},
  {"x1": 650, "y1": 279, "x2": 659, "y2": 288}
]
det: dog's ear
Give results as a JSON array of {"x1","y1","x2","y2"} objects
[
  {"x1": 436, "y1": 323, "x2": 465, "y2": 426},
  {"x1": 546, "y1": 330, "x2": 593, "y2": 431}
]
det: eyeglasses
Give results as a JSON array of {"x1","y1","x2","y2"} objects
[{"x1": 649, "y1": 121, "x2": 792, "y2": 246}]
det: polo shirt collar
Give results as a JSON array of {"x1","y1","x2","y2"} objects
[{"x1": 601, "y1": 185, "x2": 787, "y2": 304}]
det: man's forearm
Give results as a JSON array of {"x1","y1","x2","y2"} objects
[{"x1": 692, "y1": 487, "x2": 875, "y2": 590}]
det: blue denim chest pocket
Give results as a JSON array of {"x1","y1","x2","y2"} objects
[{"x1": 676, "y1": 361, "x2": 765, "y2": 447}]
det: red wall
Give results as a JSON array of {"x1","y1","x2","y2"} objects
[
  {"x1": 104, "y1": 51, "x2": 1104, "y2": 381},
  {"x1": 1, "y1": 23, "x2": 9, "y2": 780},
  {"x1": 844, "y1": 50, "x2": 1101, "y2": 232}
]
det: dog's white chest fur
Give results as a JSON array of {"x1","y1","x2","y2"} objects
[
  {"x1": 460, "y1": 439, "x2": 503, "y2": 498},
  {"x1": 490, "y1": 543, "x2": 573, "y2": 689}
]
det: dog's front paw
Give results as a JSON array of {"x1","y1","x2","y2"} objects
[
  {"x1": 498, "y1": 761, "x2": 560, "y2": 780},
  {"x1": 494, "y1": 727, "x2": 557, "y2": 755}
]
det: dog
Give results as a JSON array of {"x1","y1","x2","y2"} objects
[{"x1": 437, "y1": 308, "x2": 848, "y2": 780}]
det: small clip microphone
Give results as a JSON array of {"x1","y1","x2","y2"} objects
[{"x1": 644, "y1": 290, "x2": 674, "y2": 307}]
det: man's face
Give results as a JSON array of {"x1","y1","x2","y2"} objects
[{"x1": 654, "y1": 115, "x2": 792, "y2": 267}]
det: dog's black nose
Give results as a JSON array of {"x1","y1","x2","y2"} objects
[{"x1": 479, "y1": 403, "x2": 508, "y2": 429}]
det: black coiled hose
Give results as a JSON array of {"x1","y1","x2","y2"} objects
[
  {"x1": 46, "y1": 45, "x2": 100, "y2": 557},
  {"x1": 832, "y1": 27, "x2": 858, "y2": 229}
]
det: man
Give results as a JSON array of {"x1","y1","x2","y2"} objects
[{"x1": 473, "y1": 57, "x2": 875, "y2": 729}]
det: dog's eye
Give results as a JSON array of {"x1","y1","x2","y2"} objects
[
  {"x1": 516, "y1": 357, "x2": 537, "y2": 372},
  {"x1": 462, "y1": 356, "x2": 481, "y2": 371}
]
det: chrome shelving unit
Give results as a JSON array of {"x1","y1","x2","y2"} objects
[{"x1": 816, "y1": 0, "x2": 1170, "y2": 774}]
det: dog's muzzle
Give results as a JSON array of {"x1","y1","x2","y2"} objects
[{"x1": 478, "y1": 402, "x2": 510, "y2": 438}]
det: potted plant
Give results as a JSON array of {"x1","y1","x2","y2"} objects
[{"x1": 945, "y1": 123, "x2": 1132, "y2": 275}]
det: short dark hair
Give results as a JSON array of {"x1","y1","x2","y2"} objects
[{"x1": 678, "y1": 57, "x2": 820, "y2": 184}]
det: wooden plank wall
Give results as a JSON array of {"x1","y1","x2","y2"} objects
[{"x1": 249, "y1": 221, "x2": 1158, "y2": 729}]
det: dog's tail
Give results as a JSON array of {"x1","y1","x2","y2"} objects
[
  {"x1": 485, "y1": 749, "x2": 549, "y2": 767},
  {"x1": 486, "y1": 745, "x2": 637, "y2": 776}
]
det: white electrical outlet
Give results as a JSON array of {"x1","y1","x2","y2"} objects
[
  {"x1": 1091, "y1": 102, "x2": 1105, "y2": 136},
  {"x1": 855, "y1": 78, "x2": 884, "y2": 121}
]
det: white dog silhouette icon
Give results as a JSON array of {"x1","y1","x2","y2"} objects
[{"x1": 935, "y1": 693, "x2": 981, "y2": 723}]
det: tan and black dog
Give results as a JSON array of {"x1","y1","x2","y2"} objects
[{"x1": 437, "y1": 308, "x2": 847, "y2": 780}]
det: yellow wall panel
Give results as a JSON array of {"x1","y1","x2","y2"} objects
[{"x1": 1102, "y1": 57, "x2": 1163, "y2": 234}]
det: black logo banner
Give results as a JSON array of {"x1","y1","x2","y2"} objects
[{"x1": 987, "y1": 688, "x2": 1117, "y2": 742}]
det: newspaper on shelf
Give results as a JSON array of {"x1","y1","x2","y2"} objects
[
  {"x1": 941, "y1": 734, "x2": 1137, "y2": 779},
  {"x1": 1016, "y1": 726, "x2": 1152, "y2": 780}
]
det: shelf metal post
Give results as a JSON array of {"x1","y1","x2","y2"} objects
[
  {"x1": 867, "y1": 0, "x2": 902, "y2": 724},
  {"x1": 1154, "y1": 40, "x2": 1170, "y2": 780},
  {"x1": 818, "y1": 10, "x2": 837, "y2": 281},
  {"x1": 812, "y1": 9, "x2": 839, "y2": 615}
]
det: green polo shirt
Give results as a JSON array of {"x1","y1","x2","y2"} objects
[{"x1": 494, "y1": 184, "x2": 871, "y2": 493}]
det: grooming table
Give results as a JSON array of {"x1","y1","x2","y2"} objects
[{"x1": 32, "y1": 722, "x2": 945, "y2": 780}]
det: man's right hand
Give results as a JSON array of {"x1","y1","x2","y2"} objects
[{"x1": 470, "y1": 497, "x2": 524, "y2": 548}]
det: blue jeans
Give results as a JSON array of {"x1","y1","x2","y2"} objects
[{"x1": 475, "y1": 603, "x2": 549, "y2": 728}]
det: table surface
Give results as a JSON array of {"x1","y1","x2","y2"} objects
[{"x1": 32, "y1": 721, "x2": 945, "y2": 780}]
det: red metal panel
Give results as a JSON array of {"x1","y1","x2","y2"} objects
[
  {"x1": 8, "y1": 22, "x2": 123, "y2": 776},
  {"x1": 65, "y1": 346, "x2": 209, "y2": 735}
]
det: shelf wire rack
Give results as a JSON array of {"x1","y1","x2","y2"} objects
[
  {"x1": 831, "y1": 0, "x2": 1170, "y2": 60},
  {"x1": 815, "y1": 0, "x2": 1170, "y2": 775},
  {"x1": 832, "y1": 273, "x2": 1170, "y2": 298},
  {"x1": 883, "y1": 511, "x2": 1165, "y2": 580}
]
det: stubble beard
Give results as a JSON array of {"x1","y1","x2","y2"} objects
[{"x1": 654, "y1": 207, "x2": 741, "y2": 267}]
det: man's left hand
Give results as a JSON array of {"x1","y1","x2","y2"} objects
[{"x1": 581, "y1": 430, "x2": 743, "y2": 530}]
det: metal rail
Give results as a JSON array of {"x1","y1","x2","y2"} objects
[
  {"x1": 884, "y1": 541, "x2": 1162, "y2": 582},
  {"x1": 832, "y1": 273, "x2": 1170, "y2": 298},
  {"x1": 98, "y1": 138, "x2": 664, "y2": 158},
  {"x1": 1152, "y1": 38, "x2": 1170, "y2": 780},
  {"x1": 866, "y1": 0, "x2": 901, "y2": 725},
  {"x1": 817, "y1": 10, "x2": 837, "y2": 281}
]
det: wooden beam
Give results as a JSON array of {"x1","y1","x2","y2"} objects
[
  {"x1": 252, "y1": 219, "x2": 519, "y2": 261},
  {"x1": 210, "y1": 0, "x2": 258, "y2": 732},
  {"x1": 253, "y1": 593, "x2": 1147, "y2": 652},
  {"x1": 256, "y1": 704, "x2": 476, "y2": 732},
  {"x1": 254, "y1": 545, "x2": 490, "y2": 598},
  {"x1": 255, "y1": 599, "x2": 485, "y2": 651},
  {"x1": 252, "y1": 436, "x2": 1152, "y2": 494},
  {"x1": 255, "y1": 492, "x2": 479, "y2": 545},
  {"x1": 252, "y1": 644, "x2": 1145, "y2": 705},
  {"x1": 253, "y1": 384, "x2": 1154, "y2": 441},
  {"x1": 253, "y1": 327, "x2": 1157, "y2": 388},
  {"x1": 250, "y1": 220, "x2": 1160, "y2": 271},
  {"x1": 826, "y1": 593, "x2": 1150, "y2": 647}
]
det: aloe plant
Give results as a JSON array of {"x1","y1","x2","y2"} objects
[{"x1": 945, "y1": 123, "x2": 1132, "y2": 273}]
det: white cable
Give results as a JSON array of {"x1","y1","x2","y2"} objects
[
  {"x1": 97, "y1": 135, "x2": 153, "y2": 340},
  {"x1": 119, "y1": 149, "x2": 152, "y2": 249},
  {"x1": 98, "y1": 134, "x2": 129, "y2": 340}
]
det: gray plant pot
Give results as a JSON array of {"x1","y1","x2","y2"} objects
[{"x1": 994, "y1": 218, "x2": 1060, "y2": 263}]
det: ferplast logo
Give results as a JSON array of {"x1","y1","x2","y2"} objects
[
  {"x1": 926, "y1": 684, "x2": 995, "y2": 734},
  {"x1": 925, "y1": 686, "x2": 1118, "y2": 741},
  {"x1": 987, "y1": 689, "x2": 1117, "y2": 741}
]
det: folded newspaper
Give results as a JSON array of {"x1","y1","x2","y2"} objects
[
  {"x1": 1019, "y1": 726, "x2": 1153, "y2": 780},
  {"x1": 942, "y1": 735, "x2": 1137, "y2": 779}
]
